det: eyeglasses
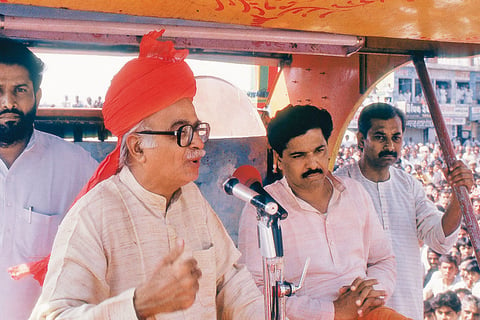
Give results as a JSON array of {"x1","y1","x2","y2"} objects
[{"x1": 136, "y1": 122, "x2": 210, "y2": 147}]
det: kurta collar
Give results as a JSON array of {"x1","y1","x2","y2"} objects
[{"x1": 119, "y1": 166, "x2": 180, "y2": 217}]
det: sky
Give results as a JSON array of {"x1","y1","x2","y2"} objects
[{"x1": 35, "y1": 52, "x2": 257, "y2": 107}]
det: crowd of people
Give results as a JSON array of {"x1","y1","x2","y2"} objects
[
  {"x1": 43, "y1": 95, "x2": 104, "y2": 108},
  {"x1": 336, "y1": 139, "x2": 480, "y2": 319}
]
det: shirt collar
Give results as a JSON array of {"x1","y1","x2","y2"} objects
[
  {"x1": 279, "y1": 170, "x2": 345, "y2": 213},
  {"x1": 119, "y1": 166, "x2": 173, "y2": 217},
  {"x1": 21, "y1": 129, "x2": 37, "y2": 152}
]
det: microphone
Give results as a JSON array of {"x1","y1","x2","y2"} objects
[
  {"x1": 223, "y1": 177, "x2": 279, "y2": 215},
  {"x1": 232, "y1": 165, "x2": 288, "y2": 220}
]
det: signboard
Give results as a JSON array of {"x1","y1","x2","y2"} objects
[
  {"x1": 444, "y1": 117, "x2": 466, "y2": 126},
  {"x1": 440, "y1": 104, "x2": 469, "y2": 117},
  {"x1": 471, "y1": 106, "x2": 480, "y2": 121},
  {"x1": 406, "y1": 119, "x2": 434, "y2": 129}
]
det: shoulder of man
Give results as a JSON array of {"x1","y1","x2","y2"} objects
[{"x1": 35, "y1": 130, "x2": 98, "y2": 164}]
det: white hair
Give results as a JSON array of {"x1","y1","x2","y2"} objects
[{"x1": 119, "y1": 119, "x2": 158, "y2": 169}]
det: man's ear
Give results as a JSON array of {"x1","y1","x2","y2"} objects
[
  {"x1": 126, "y1": 134, "x2": 145, "y2": 163},
  {"x1": 356, "y1": 131, "x2": 365, "y2": 151},
  {"x1": 276, "y1": 151, "x2": 283, "y2": 171},
  {"x1": 35, "y1": 88, "x2": 42, "y2": 105}
]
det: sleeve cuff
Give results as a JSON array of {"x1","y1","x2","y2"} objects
[{"x1": 103, "y1": 287, "x2": 139, "y2": 319}]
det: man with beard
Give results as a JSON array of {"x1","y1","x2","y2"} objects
[
  {"x1": 30, "y1": 30, "x2": 264, "y2": 319},
  {"x1": 0, "y1": 37, "x2": 98, "y2": 319},
  {"x1": 335, "y1": 103, "x2": 473, "y2": 320},
  {"x1": 239, "y1": 105, "x2": 410, "y2": 319}
]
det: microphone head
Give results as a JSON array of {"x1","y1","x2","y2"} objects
[{"x1": 233, "y1": 165, "x2": 262, "y2": 188}]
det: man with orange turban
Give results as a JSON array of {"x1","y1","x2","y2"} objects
[{"x1": 29, "y1": 30, "x2": 264, "y2": 319}]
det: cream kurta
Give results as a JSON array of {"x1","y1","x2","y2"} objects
[{"x1": 30, "y1": 167, "x2": 264, "y2": 319}]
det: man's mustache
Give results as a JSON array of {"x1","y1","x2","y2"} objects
[
  {"x1": 302, "y1": 168, "x2": 324, "y2": 178},
  {"x1": 378, "y1": 150, "x2": 398, "y2": 158},
  {"x1": 186, "y1": 149, "x2": 206, "y2": 161},
  {"x1": 0, "y1": 109, "x2": 24, "y2": 116}
]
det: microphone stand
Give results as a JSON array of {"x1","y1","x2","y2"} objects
[{"x1": 256, "y1": 206, "x2": 309, "y2": 320}]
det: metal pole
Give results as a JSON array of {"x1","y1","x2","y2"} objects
[{"x1": 412, "y1": 54, "x2": 480, "y2": 261}]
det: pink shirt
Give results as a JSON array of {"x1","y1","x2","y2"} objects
[{"x1": 238, "y1": 175, "x2": 396, "y2": 320}]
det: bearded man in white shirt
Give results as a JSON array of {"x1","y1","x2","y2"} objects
[{"x1": 0, "y1": 37, "x2": 98, "y2": 319}]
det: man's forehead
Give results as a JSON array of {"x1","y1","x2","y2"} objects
[
  {"x1": 286, "y1": 128, "x2": 327, "y2": 149},
  {"x1": 368, "y1": 117, "x2": 402, "y2": 132},
  {"x1": 0, "y1": 64, "x2": 32, "y2": 84}
]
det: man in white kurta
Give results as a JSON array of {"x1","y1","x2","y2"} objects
[
  {"x1": 336, "y1": 102, "x2": 473, "y2": 320},
  {"x1": 336, "y1": 162, "x2": 458, "y2": 319},
  {"x1": 32, "y1": 167, "x2": 263, "y2": 319},
  {"x1": 30, "y1": 30, "x2": 264, "y2": 319}
]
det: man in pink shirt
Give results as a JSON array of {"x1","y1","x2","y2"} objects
[{"x1": 239, "y1": 105, "x2": 407, "y2": 319}]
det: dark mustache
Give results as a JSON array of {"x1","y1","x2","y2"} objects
[
  {"x1": 378, "y1": 150, "x2": 398, "y2": 158},
  {"x1": 302, "y1": 168, "x2": 324, "y2": 178},
  {"x1": 0, "y1": 109, "x2": 24, "y2": 116}
]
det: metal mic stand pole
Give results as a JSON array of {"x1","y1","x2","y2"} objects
[{"x1": 256, "y1": 208, "x2": 309, "y2": 320}]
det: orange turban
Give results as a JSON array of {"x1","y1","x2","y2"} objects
[
  {"x1": 77, "y1": 29, "x2": 196, "y2": 198},
  {"x1": 8, "y1": 30, "x2": 197, "y2": 285}
]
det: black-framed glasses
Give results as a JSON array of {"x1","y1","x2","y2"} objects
[{"x1": 136, "y1": 122, "x2": 210, "y2": 147}]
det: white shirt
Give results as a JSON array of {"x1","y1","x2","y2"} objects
[
  {"x1": 335, "y1": 162, "x2": 458, "y2": 320},
  {"x1": 0, "y1": 129, "x2": 98, "y2": 320}
]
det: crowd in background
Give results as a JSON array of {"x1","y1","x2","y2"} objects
[
  {"x1": 43, "y1": 95, "x2": 104, "y2": 108},
  {"x1": 336, "y1": 138, "x2": 480, "y2": 319}
]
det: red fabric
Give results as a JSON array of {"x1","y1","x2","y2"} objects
[
  {"x1": 361, "y1": 306, "x2": 412, "y2": 320},
  {"x1": 9, "y1": 29, "x2": 197, "y2": 285}
]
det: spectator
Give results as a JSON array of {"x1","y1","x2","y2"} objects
[
  {"x1": 93, "y1": 95, "x2": 103, "y2": 108},
  {"x1": 431, "y1": 291, "x2": 461, "y2": 320},
  {"x1": 424, "y1": 248, "x2": 441, "y2": 287},
  {"x1": 85, "y1": 96, "x2": 93, "y2": 108},
  {"x1": 456, "y1": 237, "x2": 474, "y2": 261},
  {"x1": 424, "y1": 298, "x2": 435, "y2": 320},
  {"x1": 424, "y1": 254, "x2": 460, "y2": 300},
  {"x1": 404, "y1": 163, "x2": 413, "y2": 174},
  {"x1": 458, "y1": 257, "x2": 477, "y2": 288},
  {"x1": 72, "y1": 95, "x2": 84, "y2": 108},
  {"x1": 469, "y1": 160, "x2": 480, "y2": 174},
  {"x1": 473, "y1": 197, "x2": 480, "y2": 220},
  {"x1": 436, "y1": 189, "x2": 452, "y2": 212},
  {"x1": 413, "y1": 164, "x2": 430, "y2": 185},
  {"x1": 461, "y1": 294, "x2": 480, "y2": 320}
]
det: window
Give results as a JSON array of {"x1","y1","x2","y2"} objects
[
  {"x1": 398, "y1": 78, "x2": 413, "y2": 102},
  {"x1": 435, "y1": 80, "x2": 452, "y2": 104}
]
